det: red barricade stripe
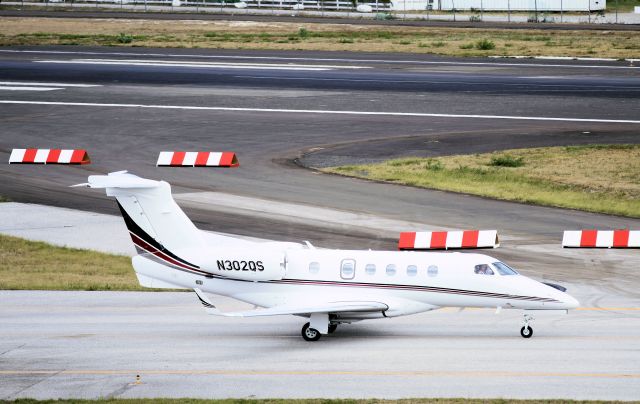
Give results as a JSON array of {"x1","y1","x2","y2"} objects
[
  {"x1": 47, "y1": 149, "x2": 61, "y2": 163},
  {"x1": 462, "y1": 230, "x2": 479, "y2": 248},
  {"x1": 194, "y1": 152, "x2": 210, "y2": 166},
  {"x1": 580, "y1": 230, "x2": 598, "y2": 247},
  {"x1": 170, "y1": 151, "x2": 186, "y2": 166},
  {"x1": 23, "y1": 149, "x2": 38, "y2": 163},
  {"x1": 219, "y1": 152, "x2": 234, "y2": 167},
  {"x1": 70, "y1": 149, "x2": 86, "y2": 164},
  {"x1": 430, "y1": 231, "x2": 448, "y2": 249},
  {"x1": 613, "y1": 230, "x2": 630, "y2": 248},
  {"x1": 398, "y1": 232, "x2": 416, "y2": 250}
]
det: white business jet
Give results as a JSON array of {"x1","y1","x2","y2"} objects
[{"x1": 79, "y1": 171, "x2": 579, "y2": 341}]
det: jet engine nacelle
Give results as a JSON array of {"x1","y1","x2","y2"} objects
[{"x1": 201, "y1": 248, "x2": 286, "y2": 281}]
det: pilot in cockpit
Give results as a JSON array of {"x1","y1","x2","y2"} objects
[{"x1": 474, "y1": 264, "x2": 494, "y2": 275}]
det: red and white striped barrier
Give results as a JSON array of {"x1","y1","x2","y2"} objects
[
  {"x1": 9, "y1": 149, "x2": 90, "y2": 165},
  {"x1": 399, "y1": 230, "x2": 499, "y2": 250},
  {"x1": 156, "y1": 151, "x2": 239, "y2": 167},
  {"x1": 562, "y1": 230, "x2": 640, "y2": 248}
]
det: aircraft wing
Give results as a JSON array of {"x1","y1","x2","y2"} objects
[{"x1": 193, "y1": 288, "x2": 388, "y2": 317}]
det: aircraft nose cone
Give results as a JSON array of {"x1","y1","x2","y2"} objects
[{"x1": 561, "y1": 293, "x2": 580, "y2": 309}]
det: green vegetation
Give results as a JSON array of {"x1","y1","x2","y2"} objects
[
  {"x1": 298, "y1": 27, "x2": 310, "y2": 39},
  {"x1": 0, "y1": 234, "x2": 144, "y2": 291},
  {"x1": 324, "y1": 145, "x2": 640, "y2": 218},
  {"x1": 0, "y1": 17, "x2": 638, "y2": 59},
  {"x1": 117, "y1": 33, "x2": 133, "y2": 44},
  {"x1": 0, "y1": 195, "x2": 9, "y2": 202},
  {"x1": 475, "y1": 38, "x2": 495, "y2": 50},
  {"x1": 489, "y1": 154, "x2": 525, "y2": 167}
]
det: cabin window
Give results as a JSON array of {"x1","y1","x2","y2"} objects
[
  {"x1": 427, "y1": 265, "x2": 438, "y2": 277},
  {"x1": 406, "y1": 265, "x2": 417, "y2": 277},
  {"x1": 309, "y1": 262, "x2": 320, "y2": 274},
  {"x1": 474, "y1": 264, "x2": 494, "y2": 275},
  {"x1": 341, "y1": 259, "x2": 356, "y2": 280},
  {"x1": 492, "y1": 262, "x2": 518, "y2": 275},
  {"x1": 365, "y1": 264, "x2": 376, "y2": 275},
  {"x1": 386, "y1": 264, "x2": 397, "y2": 276}
]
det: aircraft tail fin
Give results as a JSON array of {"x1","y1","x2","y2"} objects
[{"x1": 79, "y1": 171, "x2": 207, "y2": 255}]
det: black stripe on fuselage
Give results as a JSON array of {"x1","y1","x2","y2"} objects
[
  {"x1": 269, "y1": 279, "x2": 560, "y2": 303},
  {"x1": 116, "y1": 200, "x2": 200, "y2": 270}
]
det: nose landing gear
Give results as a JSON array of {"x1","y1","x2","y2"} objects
[{"x1": 520, "y1": 313, "x2": 534, "y2": 338}]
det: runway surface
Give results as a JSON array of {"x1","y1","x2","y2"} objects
[{"x1": 1, "y1": 46, "x2": 639, "y2": 399}]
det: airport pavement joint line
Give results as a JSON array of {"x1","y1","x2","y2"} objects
[
  {"x1": 1, "y1": 49, "x2": 639, "y2": 69},
  {"x1": 1, "y1": 100, "x2": 639, "y2": 124},
  {"x1": 35, "y1": 59, "x2": 372, "y2": 71},
  {"x1": 0, "y1": 370, "x2": 638, "y2": 378}
]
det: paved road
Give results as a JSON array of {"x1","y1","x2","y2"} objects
[
  {"x1": 0, "y1": 46, "x2": 639, "y2": 399},
  {"x1": 1, "y1": 291, "x2": 639, "y2": 400}
]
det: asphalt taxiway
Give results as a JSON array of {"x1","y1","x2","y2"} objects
[
  {"x1": 0, "y1": 46, "x2": 639, "y2": 400},
  {"x1": 1, "y1": 291, "x2": 639, "y2": 400}
]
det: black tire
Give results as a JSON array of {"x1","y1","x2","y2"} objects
[
  {"x1": 520, "y1": 326, "x2": 533, "y2": 338},
  {"x1": 328, "y1": 324, "x2": 338, "y2": 334},
  {"x1": 301, "y1": 322, "x2": 321, "y2": 341}
]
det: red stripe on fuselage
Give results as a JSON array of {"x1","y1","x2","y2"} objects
[{"x1": 129, "y1": 232, "x2": 210, "y2": 275}]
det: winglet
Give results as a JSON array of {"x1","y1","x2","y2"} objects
[{"x1": 193, "y1": 288, "x2": 220, "y2": 315}]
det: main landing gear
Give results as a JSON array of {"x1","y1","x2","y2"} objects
[
  {"x1": 301, "y1": 322, "x2": 321, "y2": 341},
  {"x1": 301, "y1": 322, "x2": 338, "y2": 341},
  {"x1": 520, "y1": 313, "x2": 534, "y2": 338}
]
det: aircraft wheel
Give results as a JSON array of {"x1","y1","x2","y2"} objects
[
  {"x1": 520, "y1": 326, "x2": 533, "y2": 338},
  {"x1": 301, "y1": 322, "x2": 321, "y2": 341},
  {"x1": 328, "y1": 324, "x2": 338, "y2": 334}
]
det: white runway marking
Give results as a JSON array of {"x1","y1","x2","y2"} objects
[
  {"x1": 0, "y1": 86, "x2": 63, "y2": 91},
  {"x1": 2, "y1": 49, "x2": 638, "y2": 69},
  {"x1": 0, "y1": 81, "x2": 101, "y2": 88},
  {"x1": 1, "y1": 100, "x2": 639, "y2": 124},
  {"x1": 35, "y1": 59, "x2": 369, "y2": 71}
]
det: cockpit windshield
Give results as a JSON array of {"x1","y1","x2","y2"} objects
[
  {"x1": 474, "y1": 264, "x2": 494, "y2": 275},
  {"x1": 492, "y1": 262, "x2": 519, "y2": 275}
]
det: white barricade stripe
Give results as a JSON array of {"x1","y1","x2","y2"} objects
[
  {"x1": 206, "y1": 152, "x2": 223, "y2": 166},
  {"x1": 477, "y1": 230, "x2": 498, "y2": 248},
  {"x1": 414, "y1": 232, "x2": 431, "y2": 249},
  {"x1": 595, "y1": 230, "x2": 614, "y2": 248},
  {"x1": 58, "y1": 149, "x2": 74, "y2": 163},
  {"x1": 629, "y1": 231, "x2": 640, "y2": 248},
  {"x1": 9, "y1": 149, "x2": 26, "y2": 163},
  {"x1": 562, "y1": 231, "x2": 582, "y2": 248},
  {"x1": 156, "y1": 151, "x2": 173, "y2": 166},
  {"x1": 34, "y1": 149, "x2": 49, "y2": 163},
  {"x1": 183, "y1": 152, "x2": 198, "y2": 167},
  {"x1": 446, "y1": 231, "x2": 464, "y2": 249}
]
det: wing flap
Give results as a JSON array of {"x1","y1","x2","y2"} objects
[{"x1": 193, "y1": 289, "x2": 387, "y2": 317}]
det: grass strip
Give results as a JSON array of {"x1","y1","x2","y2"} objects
[
  {"x1": 0, "y1": 399, "x2": 632, "y2": 404},
  {"x1": 0, "y1": 234, "x2": 145, "y2": 290},
  {"x1": 323, "y1": 144, "x2": 640, "y2": 218},
  {"x1": 0, "y1": 17, "x2": 638, "y2": 59}
]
